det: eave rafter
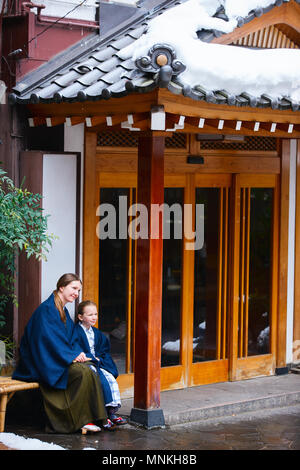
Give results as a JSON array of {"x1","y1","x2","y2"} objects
[{"x1": 27, "y1": 89, "x2": 300, "y2": 138}]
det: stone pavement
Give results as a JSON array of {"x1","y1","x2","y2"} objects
[
  {"x1": 122, "y1": 373, "x2": 300, "y2": 426},
  {"x1": 1, "y1": 372, "x2": 300, "y2": 451}
]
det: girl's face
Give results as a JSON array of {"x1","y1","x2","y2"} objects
[
  {"x1": 78, "y1": 304, "x2": 98, "y2": 329},
  {"x1": 59, "y1": 280, "x2": 82, "y2": 305}
]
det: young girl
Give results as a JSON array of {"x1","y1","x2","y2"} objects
[{"x1": 75, "y1": 300, "x2": 127, "y2": 425}]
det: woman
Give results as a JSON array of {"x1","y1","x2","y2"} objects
[{"x1": 12, "y1": 273, "x2": 107, "y2": 434}]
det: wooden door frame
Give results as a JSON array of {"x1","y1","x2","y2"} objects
[
  {"x1": 83, "y1": 132, "x2": 288, "y2": 396},
  {"x1": 188, "y1": 174, "x2": 232, "y2": 386},
  {"x1": 230, "y1": 174, "x2": 279, "y2": 381}
]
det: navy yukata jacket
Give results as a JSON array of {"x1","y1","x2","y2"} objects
[
  {"x1": 12, "y1": 294, "x2": 82, "y2": 390},
  {"x1": 74, "y1": 323, "x2": 119, "y2": 405}
]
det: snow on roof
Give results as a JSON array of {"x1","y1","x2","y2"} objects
[
  {"x1": 9, "y1": 0, "x2": 300, "y2": 110},
  {"x1": 119, "y1": 0, "x2": 300, "y2": 102}
]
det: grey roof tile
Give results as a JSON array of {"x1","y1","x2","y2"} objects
[
  {"x1": 83, "y1": 80, "x2": 110, "y2": 99},
  {"x1": 92, "y1": 46, "x2": 118, "y2": 62},
  {"x1": 119, "y1": 58, "x2": 136, "y2": 71},
  {"x1": 96, "y1": 56, "x2": 121, "y2": 73},
  {"x1": 100, "y1": 67, "x2": 125, "y2": 85},
  {"x1": 60, "y1": 81, "x2": 86, "y2": 99},
  {"x1": 8, "y1": 0, "x2": 300, "y2": 113},
  {"x1": 35, "y1": 83, "x2": 63, "y2": 99},
  {"x1": 76, "y1": 68, "x2": 104, "y2": 86},
  {"x1": 53, "y1": 70, "x2": 81, "y2": 87},
  {"x1": 110, "y1": 35, "x2": 136, "y2": 51},
  {"x1": 127, "y1": 24, "x2": 147, "y2": 39}
]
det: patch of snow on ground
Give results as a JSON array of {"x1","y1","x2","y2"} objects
[{"x1": 0, "y1": 432, "x2": 65, "y2": 450}]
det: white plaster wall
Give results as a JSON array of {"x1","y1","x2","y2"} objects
[
  {"x1": 286, "y1": 139, "x2": 297, "y2": 364},
  {"x1": 41, "y1": 154, "x2": 78, "y2": 319},
  {"x1": 64, "y1": 123, "x2": 84, "y2": 287},
  {"x1": 39, "y1": 0, "x2": 137, "y2": 20},
  {"x1": 40, "y1": 0, "x2": 97, "y2": 21}
]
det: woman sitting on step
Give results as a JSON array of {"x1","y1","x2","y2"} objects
[{"x1": 12, "y1": 273, "x2": 110, "y2": 434}]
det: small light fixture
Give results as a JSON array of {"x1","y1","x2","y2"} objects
[
  {"x1": 187, "y1": 155, "x2": 204, "y2": 164},
  {"x1": 196, "y1": 134, "x2": 223, "y2": 141},
  {"x1": 196, "y1": 133, "x2": 245, "y2": 142}
]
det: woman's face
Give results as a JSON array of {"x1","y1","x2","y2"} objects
[{"x1": 59, "y1": 280, "x2": 82, "y2": 305}]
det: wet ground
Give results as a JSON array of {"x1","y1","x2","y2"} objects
[{"x1": 3, "y1": 403, "x2": 300, "y2": 452}]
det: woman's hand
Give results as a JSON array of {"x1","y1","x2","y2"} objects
[{"x1": 73, "y1": 352, "x2": 89, "y2": 363}]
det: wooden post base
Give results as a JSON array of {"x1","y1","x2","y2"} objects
[{"x1": 130, "y1": 407, "x2": 165, "y2": 429}]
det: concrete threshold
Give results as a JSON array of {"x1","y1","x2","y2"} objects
[{"x1": 120, "y1": 373, "x2": 300, "y2": 427}]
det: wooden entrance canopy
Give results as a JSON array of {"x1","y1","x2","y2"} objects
[
  {"x1": 27, "y1": 88, "x2": 300, "y2": 138},
  {"x1": 10, "y1": 0, "x2": 300, "y2": 428}
]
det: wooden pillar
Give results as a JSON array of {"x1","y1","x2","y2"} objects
[
  {"x1": 83, "y1": 131, "x2": 98, "y2": 304},
  {"x1": 276, "y1": 139, "x2": 290, "y2": 372},
  {"x1": 130, "y1": 133, "x2": 165, "y2": 428},
  {"x1": 228, "y1": 174, "x2": 241, "y2": 381},
  {"x1": 18, "y1": 151, "x2": 43, "y2": 343},
  {"x1": 293, "y1": 140, "x2": 300, "y2": 364}
]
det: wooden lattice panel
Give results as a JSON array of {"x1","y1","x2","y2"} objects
[
  {"x1": 97, "y1": 132, "x2": 187, "y2": 149},
  {"x1": 200, "y1": 136, "x2": 277, "y2": 151}
]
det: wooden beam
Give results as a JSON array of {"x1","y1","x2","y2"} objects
[
  {"x1": 28, "y1": 90, "x2": 159, "y2": 118},
  {"x1": 133, "y1": 133, "x2": 165, "y2": 413},
  {"x1": 28, "y1": 116, "x2": 46, "y2": 127},
  {"x1": 45, "y1": 116, "x2": 66, "y2": 127},
  {"x1": 158, "y1": 89, "x2": 300, "y2": 125},
  {"x1": 65, "y1": 116, "x2": 86, "y2": 126},
  {"x1": 277, "y1": 139, "x2": 290, "y2": 369},
  {"x1": 28, "y1": 86, "x2": 300, "y2": 132}
]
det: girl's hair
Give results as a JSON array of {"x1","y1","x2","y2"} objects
[
  {"x1": 53, "y1": 273, "x2": 82, "y2": 323},
  {"x1": 75, "y1": 300, "x2": 97, "y2": 323}
]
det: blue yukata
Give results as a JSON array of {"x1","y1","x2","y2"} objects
[
  {"x1": 74, "y1": 322, "x2": 121, "y2": 409},
  {"x1": 12, "y1": 294, "x2": 107, "y2": 433},
  {"x1": 13, "y1": 293, "x2": 83, "y2": 388}
]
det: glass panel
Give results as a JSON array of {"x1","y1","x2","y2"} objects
[
  {"x1": 247, "y1": 188, "x2": 273, "y2": 356},
  {"x1": 161, "y1": 188, "x2": 183, "y2": 367},
  {"x1": 193, "y1": 188, "x2": 220, "y2": 363},
  {"x1": 99, "y1": 188, "x2": 133, "y2": 374}
]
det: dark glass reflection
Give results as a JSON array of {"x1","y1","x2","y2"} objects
[
  {"x1": 161, "y1": 188, "x2": 183, "y2": 367},
  {"x1": 193, "y1": 188, "x2": 220, "y2": 363},
  {"x1": 99, "y1": 188, "x2": 130, "y2": 374},
  {"x1": 248, "y1": 188, "x2": 273, "y2": 356}
]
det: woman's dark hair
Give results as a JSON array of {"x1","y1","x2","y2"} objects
[
  {"x1": 75, "y1": 300, "x2": 97, "y2": 323},
  {"x1": 53, "y1": 273, "x2": 82, "y2": 323}
]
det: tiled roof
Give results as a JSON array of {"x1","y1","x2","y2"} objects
[{"x1": 9, "y1": 0, "x2": 300, "y2": 111}]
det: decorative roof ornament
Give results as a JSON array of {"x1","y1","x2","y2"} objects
[{"x1": 135, "y1": 43, "x2": 186, "y2": 77}]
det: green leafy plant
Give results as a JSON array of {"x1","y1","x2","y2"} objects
[{"x1": 0, "y1": 166, "x2": 55, "y2": 330}]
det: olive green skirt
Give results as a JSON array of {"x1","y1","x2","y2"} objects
[{"x1": 40, "y1": 362, "x2": 107, "y2": 433}]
